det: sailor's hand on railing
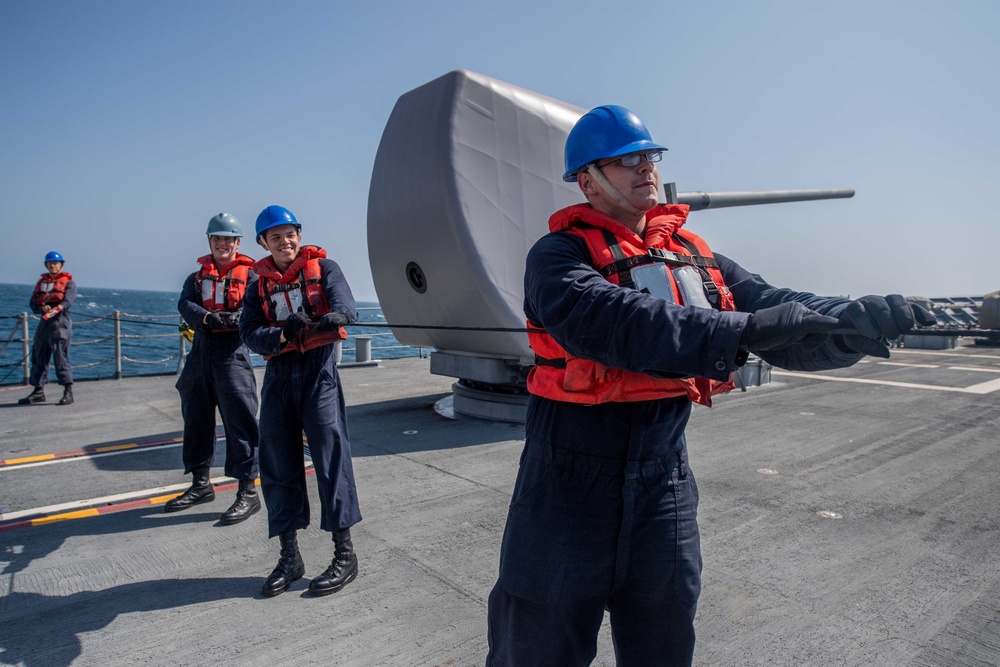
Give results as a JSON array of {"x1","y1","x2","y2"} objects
[
  {"x1": 282, "y1": 312, "x2": 311, "y2": 340},
  {"x1": 316, "y1": 312, "x2": 350, "y2": 331},
  {"x1": 204, "y1": 312, "x2": 226, "y2": 331},
  {"x1": 834, "y1": 294, "x2": 937, "y2": 358}
]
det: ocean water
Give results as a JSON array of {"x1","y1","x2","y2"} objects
[{"x1": 0, "y1": 283, "x2": 422, "y2": 386}]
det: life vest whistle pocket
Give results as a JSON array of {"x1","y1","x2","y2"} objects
[
  {"x1": 562, "y1": 358, "x2": 620, "y2": 392},
  {"x1": 631, "y1": 264, "x2": 677, "y2": 304},
  {"x1": 671, "y1": 266, "x2": 713, "y2": 309}
]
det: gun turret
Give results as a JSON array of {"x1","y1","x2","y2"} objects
[{"x1": 664, "y1": 182, "x2": 855, "y2": 211}]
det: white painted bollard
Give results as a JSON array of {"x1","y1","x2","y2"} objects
[{"x1": 355, "y1": 336, "x2": 372, "y2": 363}]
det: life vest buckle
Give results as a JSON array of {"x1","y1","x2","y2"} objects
[
  {"x1": 647, "y1": 248, "x2": 691, "y2": 266},
  {"x1": 703, "y1": 279, "x2": 720, "y2": 303}
]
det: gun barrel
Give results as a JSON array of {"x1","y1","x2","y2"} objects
[{"x1": 675, "y1": 188, "x2": 855, "y2": 211}]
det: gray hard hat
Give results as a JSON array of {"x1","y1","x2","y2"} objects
[{"x1": 206, "y1": 212, "x2": 243, "y2": 237}]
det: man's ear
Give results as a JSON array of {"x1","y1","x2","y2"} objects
[
  {"x1": 577, "y1": 171, "x2": 597, "y2": 197},
  {"x1": 258, "y1": 238, "x2": 269, "y2": 252}
]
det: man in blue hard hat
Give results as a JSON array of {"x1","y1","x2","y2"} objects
[
  {"x1": 240, "y1": 205, "x2": 362, "y2": 598},
  {"x1": 166, "y1": 213, "x2": 261, "y2": 525},
  {"x1": 485, "y1": 105, "x2": 936, "y2": 665},
  {"x1": 19, "y1": 251, "x2": 76, "y2": 406}
]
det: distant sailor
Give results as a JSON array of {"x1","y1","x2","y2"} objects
[
  {"x1": 240, "y1": 205, "x2": 361, "y2": 598},
  {"x1": 19, "y1": 251, "x2": 76, "y2": 406},
  {"x1": 485, "y1": 106, "x2": 938, "y2": 666},
  {"x1": 167, "y1": 213, "x2": 261, "y2": 526}
]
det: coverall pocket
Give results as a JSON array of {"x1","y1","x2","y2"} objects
[
  {"x1": 317, "y1": 365, "x2": 339, "y2": 388},
  {"x1": 235, "y1": 348, "x2": 254, "y2": 372},
  {"x1": 509, "y1": 455, "x2": 553, "y2": 508},
  {"x1": 671, "y1": 474, "x2": 702, "y2": 608}
]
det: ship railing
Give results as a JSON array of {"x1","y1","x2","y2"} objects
[{"x1": 0, "y1": 307, "x2": 427, "y2": 386}]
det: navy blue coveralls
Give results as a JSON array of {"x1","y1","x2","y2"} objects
[
  {"x1": 29, "y1": 277, "x2": 76, "y2": 388},
  {"x1": 239, "y1": 258, "x2": 361, "y2": 539},
  {"x1": 176, "y1": 271, "x2": 259, "y2": 481},
  {"x1": 486, "y1": 230, "x2": 865, "y2": 666}
]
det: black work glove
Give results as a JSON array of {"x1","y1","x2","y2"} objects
[
  {"x1": 316, "y1": 312, "x2": 350, "y2": 331},
  {"x1": 222, "y1": 310, "x2": 241, "y2": 328},
  {"x1": 204, "y1": 312, "x2": 226, "y2": 331},
  {"x1": 282, "y1": 311, "x2": 311, "y2": 340},
  {"x1": 835, "y1": 294, "x2": 937, "y2": 358},
  {"x1": 741, "y1": 302, "x2": 841, "y2": 353}
]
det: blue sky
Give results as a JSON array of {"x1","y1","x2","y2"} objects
[{"x1": 2, "y1": 1, "x2": 997, "y2": 301}]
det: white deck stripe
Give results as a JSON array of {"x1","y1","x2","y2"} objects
[
  {"x1": 947, "y1": 365, "x2": 1000, "y2": 373},
  {"x1": 877, "y1": 361, "x2": 940, "y2": 368},
  {"x1": 771, "y1": 370, "x2": 1000, "y2": 394},
  {"x1": 0, "y1": 480, "x2": 207, "y2": 521},
  {"x1": 3, "y1": 441, "x2": 183, "y2": 471},
  {"x1": 0, "y1": 466, "x2": 307, "y2": 523},
  {"x1": 891, "y1": 349, "x2": 1000, "y2": 361}
]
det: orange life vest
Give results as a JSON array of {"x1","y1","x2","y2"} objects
[
  {"x1": 527, "y1": 203, "x2": 736, "y2": 407},
  {"x1": 254, "y1": 246, "x2": 347, "y2": 358},
  {"x1": 195, "y1": 253, "x2": 253, "y2": 313},
  {"x1": 32, "y1": 272, "x2": 73, "y2": 307}
]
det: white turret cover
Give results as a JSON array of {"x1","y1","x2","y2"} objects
[{"x1": 367, "y1": 70, "x2": 585, "y2": 362}]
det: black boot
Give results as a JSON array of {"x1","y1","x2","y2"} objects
[
  {"x1": 164, "y1": 467, "x2": 215, "y2": 512},
  {"x1": 309, "y1": 528, "x2": 359, "y2": 596},
  {"x1": 57, "y1": 385, "x2": 74, "y2": 406},
  {"x1": 219, "y1": 479, "x2": 261, "y2": 525},
  {"x1": 18, "y1": 387, "x2": 45, "y2": 405},
  {"x1": 262, "y1": 530, "x2": 305, "y2": 597}
]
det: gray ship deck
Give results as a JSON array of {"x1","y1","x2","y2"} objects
[{"x1": 2, "y1": 346, "x2": 999, "y2": 666}]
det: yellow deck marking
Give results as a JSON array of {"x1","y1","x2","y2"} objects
[
  {"x1": 33, "y1": 509, "x2": 101, "y2": 525},
  {"x1": 4, "y1": 453, "x2": 56, "y2": 465},
  {"x1": 148, "y1": 493, "x2": 183, "y2": 505},
  {"x1": 94, "y1": 443, "x2": 139, "y2": 452}
]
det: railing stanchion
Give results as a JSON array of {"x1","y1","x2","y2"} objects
[
  {"x1": 21, "y1": 312, "x2": 30, "y2": 385},
  {"x1": 114, "y1": 310, "x2": 122, "y2": 379}
]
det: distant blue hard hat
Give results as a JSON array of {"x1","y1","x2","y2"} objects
[
  {"x1": 206, "y1": 212, "x2": 243, "y2": 237},
  {"x1": 563, "y1": 105, "x2": 668, "y2": 182},
  {"x1": 44, "y1": 251, "x2": 65, "y2": 263},
  {"x1": 255, "y1": 205, "x2": 300, "y2": 241}
]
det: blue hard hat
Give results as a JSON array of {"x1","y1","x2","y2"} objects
[
  {"x1": 255, "y1": 205, "x2": 300, "y2": 241},
  {"x1": 44, "y1": 251, "x2": 65, "y2": 263},
  {"x1": 563, "y1": 105, "x2": 668, "y2": 182}
]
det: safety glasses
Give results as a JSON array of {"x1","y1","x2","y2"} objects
[{"x1": 597, "y1": 151, "x2": 663, "y2": 169}]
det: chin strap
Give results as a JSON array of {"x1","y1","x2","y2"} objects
[{"x1": 586, "y1": 164, "x2": 645, "y2": 218}]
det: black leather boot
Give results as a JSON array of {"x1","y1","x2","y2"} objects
[
  {"x1": 219, "y1": 478, "x2": 261, "y2": 525},
  {"x1": 308, "y1": 528, "x2": 358, "y2": 596},
  {"x1": 164, "y1": 467, "x2": 215, "y2": 512},
  {"x1": 57, "y1": 385, "x2": 74, "y2": 406},
  {"x1": 262, "y1": 530, "x2": 305, "y2": 597},
  {"x1": 18, "y1": 387, "x2": 45, "y2": 405}
]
